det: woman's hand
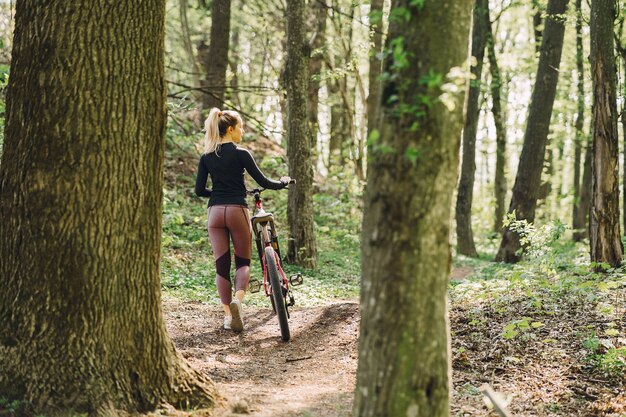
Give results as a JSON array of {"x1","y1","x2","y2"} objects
[{"x1": 280, "y1": 176, "x2": 292, "y2": 184}]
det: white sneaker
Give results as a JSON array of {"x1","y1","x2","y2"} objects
[
  {"x1": 229, "y1": 299, "x2": 244, "y2": 332},
  {"x1": 224, "y1": 315, "x2": 232, "y2": 330}
]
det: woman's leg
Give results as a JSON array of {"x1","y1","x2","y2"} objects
[
  {"x1": 225, "y1": 206, "x2": 252, "y2": 303},
  {"x1": 207, "y1": 206, "x2": 233, "y2": 309}
]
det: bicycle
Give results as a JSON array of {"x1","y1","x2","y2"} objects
[{"x1": 247, "y1": 180, "x2": 303, "y2": 342}]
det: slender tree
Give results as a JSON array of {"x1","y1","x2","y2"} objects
[
  {"x1": 572, "y1": 0, "x2": 587, "y2": 241},
  {"x1": 496, "y1": 0, "x2": 569, "y2": 263},
  {"x1": 532, "y1": 0, "x2": 544, "y2": 53},
  {"x1": 180, "y1": 0, "x2": 202, "y2": 101},
  {"x1": 355, "y1": 0, "x2": 472, "y2": 415},
  {"x1": 486, "y1": 8, "x2": 507, "y2": 234},
  {"x1": 201, "y1": 0, "x2": 231, "y2": 110},
  {"x1": 589, "y1": 0, "x2": 623, "y2": 268},
  {"x1": 366, "y1": 0, "x2": 385, "y2": 147},
  {"x1": 456, "y1": 0, "x2": 488, "y2": 257},
  {"x1": 0, "y1": 0, "x2": 216, "y2": 413},
  {"x1": 307, "y1": 0, "x2": 327, "y2": 153},
  {"x1": 285, "y1": 0, "x2": 317, "y2": 268}
]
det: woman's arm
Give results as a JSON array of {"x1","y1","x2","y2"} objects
[
  {"x1": 239, "y1": 149, "x2": 288, "y2": 190},
  {"x1": 194, "y1": 157, "x2": 212, "y2": 197}
]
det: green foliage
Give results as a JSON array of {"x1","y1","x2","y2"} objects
[{"x1": 502, "y1": 211, "x2": 567, "y2": 263}]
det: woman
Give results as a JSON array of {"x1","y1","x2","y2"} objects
[{"x1": 195, "y1": 108, "x2": 290, "y2": 332}]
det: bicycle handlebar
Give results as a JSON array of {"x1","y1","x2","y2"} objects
[{"x1": 247, "y1": 179, "x2": 296, "y2": 195}]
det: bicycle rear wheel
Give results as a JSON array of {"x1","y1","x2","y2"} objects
[{"x1": 265, "y1": 246, "x2": 290, "y2": 341}]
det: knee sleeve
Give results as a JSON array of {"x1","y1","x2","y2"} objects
[
  {"x1": 215, "y1": 250, "x2": 231, "y2": 280},
  {"x1": 235, "y1": 254, "x2": 251, "y2": 269}
]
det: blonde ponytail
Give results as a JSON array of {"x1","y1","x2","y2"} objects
[
  {"x1": 204, "y1": 108, "x2": 222, "y2": 154},
  {"x1": 203, "y1": 107, "x2": 242, "y2": 154}
]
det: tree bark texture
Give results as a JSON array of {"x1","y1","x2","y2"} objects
[
  {"x1": 0, "y1": 1, "x2": 216, "y2": 413},
  {"x1": 495, "y1": 0, "x2": 569, "y2": 263},
  {"x1": 589, "y1": 0, "x2": 623, "y2": 268},
  {"x1": 486, "y1": 12, "x2": 507, "y2": 234},
  {"x1": 201, "y1": 0, "x2": 231, "y2": 110},
  {"x1": 572, "y1": 0, "x2": 586, "y2": 241},
  {"x1": 354, "y1": 0, "x2": 472, "y2": 415},
  {"x1": 456, "y1": 0, "x2": 488, "y2": 257},
  {"x1": 286, "y1": 0, "x2": 317, "y2": 268}
]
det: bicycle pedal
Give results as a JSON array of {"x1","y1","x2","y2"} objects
[
  {"x1": 287, "y1": 291, "x2": 295, "y2": 307},
  {"x1": 289, "y1": 273, "x2": 304, "y2": 286},
  {"x1": 249, "y1": 278, "x2": 262, "y2": 294}
]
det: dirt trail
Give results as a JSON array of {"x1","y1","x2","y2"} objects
[{"x1": 164, "y1": 299, "x2": 359, "y2": 417}]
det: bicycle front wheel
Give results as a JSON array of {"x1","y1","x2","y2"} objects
[{"x1": 265, "y1": 246, "x2": 290, "y2": 341}]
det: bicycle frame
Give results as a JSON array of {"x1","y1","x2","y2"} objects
[{"x1": 249, "y1": 190, "x2": 289, "y2": 299}]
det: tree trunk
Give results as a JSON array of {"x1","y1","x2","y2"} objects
[
  {"x1": 576, "y1": 138, "x2": 593, "y2": 241},
  {"x1": 326, "y1": 2, "x2": 356, "y2": 173},
  {"x1": 354, "y1": 0, "x2": 472, "y2": 415},
  {"x1": 623, "y1": 60, "x2": 626, "y2": 233},
  {"x1": 285, "y1": 0, "x2": 317, "y2": 268},
  {"x1": 572, "y1": 0, "x2": 586, "y2": 241},
  {"x1": 201, "y1": 0, "x2": 231, "y2": 110},
  {"x1": 307, "y1": 0, "x2": 327, "y2": 155},
  {"x1": 589, "y1": 0, "x2": 623, "y2": 268},
  {"x1": 486, "y1": 10, "x2": 507, "y2": 234},
  {"x1": 179, "y1": 0, "x2": 202, "y2": 102},
  {"x1": 456, "y1": 0, "x2": 488, "y2": 258},
  {"x1": 495, "y1": 0, "x2": 569, "y2": 263},
  {"x1": 532, "y1": 0, "x2": 543, "y2": 54},
  {"x1": 0, "y1": 0, "x2": 216, "y2": 413},
  {"x1": 366, "y1": 0, "x2": 385, "y2": 148}
]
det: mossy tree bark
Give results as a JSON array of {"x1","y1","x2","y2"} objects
[
  {"x1": 495, "y1": 0, "x2": 569, "y2": 263},
  {"x1": 285, "y1": 0, "x2": 317, "y2": 268},
  {"x1": 456, "y1": 0, "x2": 488, "y2": 258},
  {"x1": 354, "y1": 0, "x2": 472, "y2": 416},
  {"x1": 0, "y1": 1, "x2": 217, "y2": 414},
  {"x1": 589, "y1": 0, "x2": 623, "y2": 268}
]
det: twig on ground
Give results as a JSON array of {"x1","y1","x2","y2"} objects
[
  {"x1": 481, "y1": 384, "x2": 513, "y2": 417},
  {"x1": 286, "y1": 355, "x2": 313, "y2": 363}
]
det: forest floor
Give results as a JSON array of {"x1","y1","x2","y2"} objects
[{"x1": 162, "y1": 264, "x2": 626, "y2": 417}]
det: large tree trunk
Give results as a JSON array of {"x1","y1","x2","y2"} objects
[
  {"x1": 0, "y1": 0, "x2": 216, "y2": 413},
  {"x1": 589, "y1": 0, "x2": 623, "y2": 268},
  {"x1": 285, "y1": 0, "x2": 317, "y2": 268},
  {"x1": 572, "y1": 0, "x2": 586, "y2": 241},
  {"x1": 486, "y1": 10, "x2": 507, "y2": 234},
  {"x1": 495, "y1": 0, "x2": 569, "y2": 263},
  {"x1": 354, "y1": 0, "x2": 472, "y2": 415},
  {"x1": 456, "y1": 0, "x2": 488, "y2": 257},
  {"x1": 201, "y1": 0, "x2": 231, "y2": 110}
]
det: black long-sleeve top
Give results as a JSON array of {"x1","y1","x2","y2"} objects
[{"x1": 195, "y1": 142, "x2": 287, "y2": 207}]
